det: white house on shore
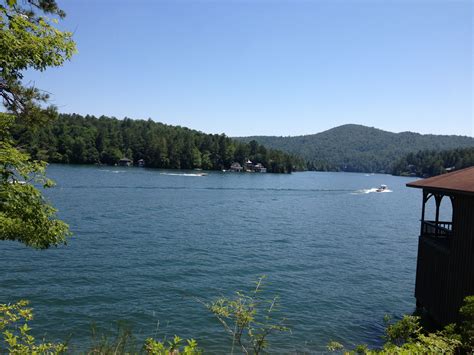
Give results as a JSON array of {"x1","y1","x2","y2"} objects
[
  {"x1": 230, "y1": 162, "x2": 243, "y2": 172},
  {"x1": 229, "y1": 160, "x2": 266, "y2": 173},
  {"x1": 254, "y1": 163, "x2": 267, "y2": 173}
]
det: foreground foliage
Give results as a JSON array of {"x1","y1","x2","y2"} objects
[
  {"x1": 328, "y1": 295, "x2": 474, "y2": 354},
  {"x1": 0, "y1": 0, "x2": 75, "y2": 119},
  {"x1": 0, "y1": 300, "x2": 67, "y2": 354},
  {"x1": 0, "y1": 113, "x2": 71, "y2": 248},
  {"x1": 145, "y1": 337, "x2": 201, "y2": 355},
  {"x1": 1, "y1": 287, "x2": 473, "y2": 354},
  {"x1": 206, "y1": 276, "x2": 288, "y2": 354},
  {"x1": 12, "y1": 113, "x2": 306, "y2": 173},
  {"x1": 86, "y1": 324, "x2": 200, "y2": 355},
  {"x1": 1, "y1": 0, "x2": 74, "y2": 248},
  {"x1": 0, "y1": 300, "x2": 201, "y2": 354}
]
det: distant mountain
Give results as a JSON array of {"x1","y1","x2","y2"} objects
[{"x1": 235, "y1": 124, "x2": 474, "y2": 173}]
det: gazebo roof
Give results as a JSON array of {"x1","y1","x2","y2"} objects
[{"x1": 406, "y1": 166, "x2": 474, "y2": 195}]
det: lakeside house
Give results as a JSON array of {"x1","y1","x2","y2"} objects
[
  {"x1": 229, "y1": 160, "x2": 267, "y2": 173},
  {"x1": 407, "y1": 167, "x2": 474, "y2": 325},
  {"x1": 244, "y1": 159, "x2": 254, "y2": 172},
  {"x1": 254, "y1": 163, "x2": 267, "y2": 173},
  {"x1": 230, "y1": 162, "x2": 243, "y2": 172},
  {"x1": 118, "y1": 158, "x2": 133, "y2": 167}
]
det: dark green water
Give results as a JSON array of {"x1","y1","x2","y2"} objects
[{"x1": 1, "y1": 165, "x2": 423, "y2": 352}]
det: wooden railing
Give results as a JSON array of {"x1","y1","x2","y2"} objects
[{"x1": 422, "y1": 220, "x2": 453, "y2": 238}]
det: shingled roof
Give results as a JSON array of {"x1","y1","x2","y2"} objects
[{"x1": 406, "y1": 166, "x2": 474, "y2": 195}]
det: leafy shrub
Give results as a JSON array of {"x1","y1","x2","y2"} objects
[
  {"x1": 0, "y1": 300, "x2": 67, "y2": 354},
  {"x1": 206, "y1": 275, "x2": 289, "y2": 354},
  {"x1": 145, "y1": 336, "x2": 200, "y2": 354},
  {"x1": 459, "y1": 295, "x2": 474, "y2": 352},
  {"x1": 327, "y1": 296, "x2": 474, "y2": 354}
]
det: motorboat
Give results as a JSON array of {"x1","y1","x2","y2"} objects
[{"x1": 376, "y1": 184, "x2": 388, "y2": 192}]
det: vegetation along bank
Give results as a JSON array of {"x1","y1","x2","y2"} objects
[{"x1": 12, "y1": 113, "x2": 306, "y2": 173}]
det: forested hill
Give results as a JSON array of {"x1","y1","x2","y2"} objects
[
  {"x1": 236, "y1": 124, "x2": 474, "y2": 173},
  {"x1": 12, "y1": 114, "x2": 305, "y2": 173}
]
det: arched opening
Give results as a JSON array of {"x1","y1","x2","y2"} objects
[
  {"x1": 421, "y1": 192, "x2": 453, "y2": 239},
  {"x1": 439, "y1": 196, "x2": 454, "y2": 224},
  {"x1": 423, "y1": 193, "x2": 437, "y2": 221}
]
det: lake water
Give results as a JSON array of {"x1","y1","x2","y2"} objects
[{"x1": 0, "y1": 165, "x2": 424, "y2": 352}]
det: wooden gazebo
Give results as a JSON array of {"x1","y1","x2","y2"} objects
[{"x1": 407, "y1": 167, "x2": 474, "y2": 324}]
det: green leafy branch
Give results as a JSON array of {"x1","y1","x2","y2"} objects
[
  {"x1": 206, "y1": 276, "x2": 289, "y2": 355},
  {"x1": 0, "y1": 113, "x2": 71, "y2": 248},
  {"x1": 0, "y1": 300, "x2": 67, "y2": 354},
  {"x1": 144, "y1": 335, "x2": 201, "y2": 355},
  {"x1": 327, "y1": 295, "x2": 474, "y2": 354}
]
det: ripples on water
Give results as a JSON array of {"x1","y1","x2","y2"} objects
[{"x1": 0, "y1": 165, "x2": 421, "y2": 352}]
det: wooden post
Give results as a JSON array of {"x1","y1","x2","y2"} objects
[
  {"x1": 421, "y1": 191, "x2": 427, "y2": 236},
  {"x1": 435, "y1": 194, "x2": 442, "y2": 237},
  {"x1": 449, "y1": 196, "x2": 455, "y2": 228}
]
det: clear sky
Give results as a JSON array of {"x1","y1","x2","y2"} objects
[{"x1": 25, "y1": 0, "x2": 473, "y2": 137}]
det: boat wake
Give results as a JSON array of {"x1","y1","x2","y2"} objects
[
  {"x1": 99, "y1": 169, "x2": 127, "y2": 174},
  {"x1": 160, "y1": 172, "x2": 207, "y2": 177},
  {"x1": 352, "y1": 187, "x2": 393, "y2": 194}
]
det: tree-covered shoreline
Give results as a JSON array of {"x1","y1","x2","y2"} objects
[
  {"x1": 392, "y1": 147, "x2": 474, "y2": 178},
  {"x1": 17, "y1": 113, "x2": 473, "y2": 176},
  {"x1": 12, "y1": 113, "x2": 306, "y2": 173}
]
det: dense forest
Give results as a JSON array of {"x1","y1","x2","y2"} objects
[
  {"x1": 12, "y1": 114, "x2": 305, "y2": 173},
  {"x1": 236, "y1": 124, "x2": 474, "y2": 173},
  {"x1": 391, "y1": 147, "x2": 474, "y2": 177}
]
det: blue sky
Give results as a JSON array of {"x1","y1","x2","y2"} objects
[{"x1": 25, "y1": 0, "x2": 472, "y2": 137}]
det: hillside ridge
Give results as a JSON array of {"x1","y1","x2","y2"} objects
[
  {"x1": 236, "y1": 124, "x2": 471, "y2": 140},
  {"x1": 235, "y1": 124, "x2": 474, "y2": 173}
]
